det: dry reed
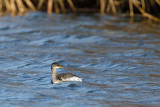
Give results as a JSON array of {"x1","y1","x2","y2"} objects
[
  {"x1": 47, "y1": 0, "x2": 53, "y2": 14},
  {"x1": 59, "y1": 0, "x2": 66, "y2": 13},
  {"x1": 24, "y1": 0, "x2": 36, "y2": 11},
  {"x1": 155, "y1": 0, "x2": 160, "y2": 6},
  {"x1": 16, "y1": 0, "x2": 26, "y2": 14},
  {"x1": 0, "y1": 0, "x2": 2, "y2": 15},
  {"x1": 54, "y1": 1, "x2": 60, "y2": 13},
  {"x1": 10, "y1": 0, "x2": 16, "y2": 16},
  {"x1": 101, "y1": 0, "x2": 159, "y2": 21},
  {"x1": 130, "y1": 0, "x2": 159, "y2": 21},
  {"x1": 67, "y1": 0, "x2": 76, "y2": 12},
  {"x1": 0, "y1": 0, "x2": 159, "y2": 21},
  {"x1": 100, "y1": 0, "x2": 106, "y2": 14},
  {"x1": 37, "y1": 0, "x2": 45, "y2": 10}
]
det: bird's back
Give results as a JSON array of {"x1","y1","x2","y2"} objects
[
  {"x1": 59, "y1": 73, "x2": 76, "y2": 79},
  {"x1": 59, "y1": 73, "x2": 82, "y2": 82}
]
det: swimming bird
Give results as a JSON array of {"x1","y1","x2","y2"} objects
[{"x1": 51, "y1": 62, "x2": 82, "y2": 84}]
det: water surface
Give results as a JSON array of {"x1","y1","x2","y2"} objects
[{"x1": 0, "y1": 13, "x2": 160, "y2": 107}]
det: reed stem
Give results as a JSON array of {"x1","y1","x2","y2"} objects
[
  {"x1": 48, "y1": 0, "x2": 53, "y2": 14},
  {"x1": 155, "y1": 0, "x2": 160, "y2": 6},
  {"x1": 106, "y1": 1, "x2": 111, "y2": 13},
  {"x1": 4, "y1": 0, "x2": 10, "y2": 12},
  {"x1": 24, "y1": 0, "x2": 36, "y2": 11},
  {"x1": 16, "y1": 0, "x2": 26, "y2": 14},
  {"x1": 109, "y1": 0, "x2": 117, "y2": 15},
  {"x1": 54, "y1": 1, "x2": 60, "y2": 13},
  {"x1": 129, "y1": 0, "x2": 134, "y2": 17},
  {"x1": 37, "y1": 0, "x2": 45, "y2": 10},
  {"x1": 131, "y1": 0, "x2": 158, "y2": 21},
  {"x1": 100, "y1": 0, "x2": 106, "y2": 14},
  {"x1": 141, "y1": 0, "x2": 145, "y2": 10},
  {"x1": 59, "y1": 0, "x2": 66, "y2": 13},
  {"x1": 10, "y1": 0, "x2": 17, "y2": 16},
  {"x1": 0, "y1": 0, "x2": 2, "y2": 12},
  {"x1": 67, "y1": 0, "x2": 76, "y2": 13}
]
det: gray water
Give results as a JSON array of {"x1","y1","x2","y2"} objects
[{"x1": 0, "y1": 13, "x2": 160, "y2": 107}]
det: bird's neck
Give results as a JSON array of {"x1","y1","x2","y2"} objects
[
  {"x1": 52, "y1": 67, "x2": 58, "y2": 76},
  {"x1": 51, "y1": 67, "x2": 58, "y2": 81}
]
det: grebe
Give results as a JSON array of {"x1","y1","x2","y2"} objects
[{"x1": 51, "y1": 62, "x2": 82, "y2": 84}]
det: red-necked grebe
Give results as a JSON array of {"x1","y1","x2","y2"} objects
[{"x1": 51, "y1": 62, "x2": 82, "y2": 84}]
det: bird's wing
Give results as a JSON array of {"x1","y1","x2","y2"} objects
[{"x1": 59, "y1": 73, "x2": 76, "y2": 80}]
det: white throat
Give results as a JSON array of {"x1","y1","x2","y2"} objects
[{"x1": 52, "y1": 67, "x2": 58, "y2": 80}]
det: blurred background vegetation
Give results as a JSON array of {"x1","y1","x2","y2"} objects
[{"x1": 0, "y1": 0, "x2": 160, "y2": 21}]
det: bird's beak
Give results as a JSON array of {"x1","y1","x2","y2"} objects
[{"x1": 59, "y1": 65, "x2": 64, "y2": 68}]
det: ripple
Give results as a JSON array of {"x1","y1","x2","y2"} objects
[{"x1": 0, "y1": 13, "x2": 160, "y2": 106}]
